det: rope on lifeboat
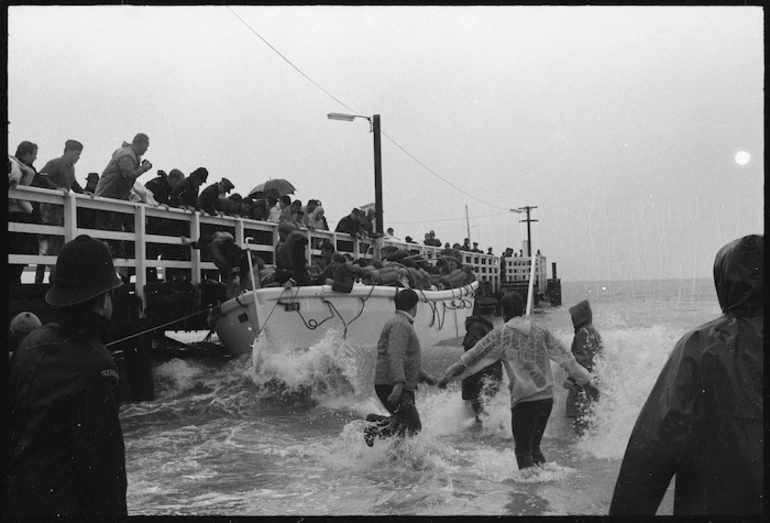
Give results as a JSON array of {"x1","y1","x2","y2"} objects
[{"x1": 285, "y1": 283, "x2": 376, "y2": 339}]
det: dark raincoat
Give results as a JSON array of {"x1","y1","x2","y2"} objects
[
  {"x1": 8, "y1": 316, "x2": 127, "y2": 516},
  {"x1": 609, "y1": 234, "x2": 763, "y2": 515},
  {"x1": 461, "y1": 315, "x2": 502, "y2": 407},
  {"x1": 565, "y1": 300, "x2": 602, "y2": 419}
]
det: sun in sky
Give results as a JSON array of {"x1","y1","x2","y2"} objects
[{"x1": 733, "y1": 150, "x2": 752, "y2": 167}]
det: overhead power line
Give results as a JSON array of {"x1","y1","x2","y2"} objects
[{"x1": 226, "y1": 6, "x2": 509, "y2": 212}]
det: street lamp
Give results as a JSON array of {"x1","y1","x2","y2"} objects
[{"x1": 327, "y1": 112, "x2": 383, "y2": 260}]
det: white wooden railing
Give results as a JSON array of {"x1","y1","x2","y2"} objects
[{"x1": 8, "y1": 185, "x2": 515, "y2": 306}]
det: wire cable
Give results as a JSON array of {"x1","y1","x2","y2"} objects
[{"x1": 225, "y1": 6, "x2": 509, "y2": 212}]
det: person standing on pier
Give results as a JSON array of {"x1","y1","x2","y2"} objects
[
  {"x1": 94, "y1": 133, "x2": 153, "y2": 259},
  {"x1": 8, "y1": 235, "x2": 127, "y2": 516},
  {"x1": 38, "y1": 139, "x2": 85, "y2": 281}
]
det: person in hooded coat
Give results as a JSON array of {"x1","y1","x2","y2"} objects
[
  {"x1": 609, "y1": 234, "x2": 763, "y2": 516},
  {"x1": 461, "y1": 312, "x2": 503, "y2": 421},
  {"x1": 564, "y1": 300, "x2": 603, "y2": 435}
]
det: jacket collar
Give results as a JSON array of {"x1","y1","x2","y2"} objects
[{"x1": 395, "y1": 310, "x2": 415, "y2": 324}]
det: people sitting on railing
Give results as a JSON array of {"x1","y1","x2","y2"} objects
[
  {"x1": 487, "y1": 247, "x2": 494, "y2": 255},
  {"x1": 266, "y1": 196, "x2": 281, "y2": 222},
  {"x1": 384, "y1": 227, "x2": 401, "y2": 241},
  {"x1": 404, "y1": 236, "x2": 417, "y2": 244},
  {"x1": 181, "y1": 231, "x2": 264, "y2": 300},
  {"x1": 460, "y1": 238, "x2": 471, "y2": 251},
  {"x1": 471, "y1": 242, "x2": 483, "y2": 253},
  {"x1": 8, "y1": 141, "x2": 40, "y2": 284},
  {"x1": 197, "y1": 177, "x2": 234, "y2": 216},
  {"x1": 171, "y1": 167, "x2": 208, "y2": 210},
  {"x1": 273, "y1": 221, "x2": 310, "y2": 286}
]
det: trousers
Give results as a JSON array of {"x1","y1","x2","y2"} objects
[{"x1": 511, "y1": 397, "x2": 554, "y2": 469}]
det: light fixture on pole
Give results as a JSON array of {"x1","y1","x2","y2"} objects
[{"x1": 327, "y1": 112, "x2": 383, "y2": 260}]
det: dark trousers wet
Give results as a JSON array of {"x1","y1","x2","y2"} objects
[
  {"x1": 511, "y1": 398, "x2": 553, "y2": 469},
  {"x1": 365, "y1": 385, "x2": 422, "y2": 445}
]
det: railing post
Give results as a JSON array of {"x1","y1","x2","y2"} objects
[
  {"x1": 305, "y1": 229, "x2": 312, "y2": 265},
  {"x1": 63, "y1": 191, "x2": 77, "y2": 242},
  {"x1": 190, "y1": 212, "x2": 201, "y2": 285},
  {"x1": 235, "y1": 219, "x2": 245, "y2": 245},
  {"x1": 134, "y1": 204, "x2": 146, "y2": 313}
]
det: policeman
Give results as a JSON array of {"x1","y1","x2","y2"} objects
[{"x1": 8, "y1": 234, "x2": 127, "y2": 516}]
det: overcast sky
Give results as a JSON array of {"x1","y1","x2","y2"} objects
[{"x1": 7, "y1": 5, "x2": 764, "y2": 282}]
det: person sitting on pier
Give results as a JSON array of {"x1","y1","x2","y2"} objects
[
  {"x1": 460, "y1": 238, "x2": 472, "y2": 251},
  {"x1": 266, "y1": 196, "x2": 281, "y2": 223},
  {"x1": 171, "y1": 167, "x2": 208, "y2": 210},
  {"x1": 181, "y1": 231, "x2": 263, "y2": 300},
  {"x1": 273, "y1": 221, "x2": 310, "y2": 286},
  {"x1": 471, "y1": 242, "x2": 483, "y2": 253}
]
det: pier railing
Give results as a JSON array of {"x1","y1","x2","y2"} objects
[{"x1": 8, "y1": 186, "x2": 515, "y2": 306}]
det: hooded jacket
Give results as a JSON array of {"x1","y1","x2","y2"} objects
[
  {"x1": 95, "y1": 141, "x2": 145, "y2": 200},
  {"x1": 565, "y1": 300, "x2": 604, "y2": 418},
  {"x1": 610, "y1": 234, "x2": 763, "y2": 516},
  {"x1": 461, "y1": 315, "x2": 503, "y2": 400},
  {"x1": 458, "y1": 316, "x2": 593, "y2": 407}
]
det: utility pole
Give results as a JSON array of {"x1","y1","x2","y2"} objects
[
  {"x1": 465, "y1": 205, "x2": 471, "y2": 242},
  {"x1": 519, "y1": 205, "x2": 538, "y2": 257}
]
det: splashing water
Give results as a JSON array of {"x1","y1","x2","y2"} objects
[{"x1": 121, "y1": 280, "x2": 711, "y2": 515}]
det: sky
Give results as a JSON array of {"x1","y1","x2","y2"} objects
[{"x1": 7, "y1": 5, "x2": 764, "y2": 282}]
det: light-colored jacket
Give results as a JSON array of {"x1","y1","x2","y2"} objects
[
  {"x1": 374, "y1": 310, "x2": 427, "y2": 391},
  {"x1": 8, "y1": 156, "x2": 35, "y2": 214},
  {"x1": 459, "y1": 316, "x2": 593, "y2": 406}
]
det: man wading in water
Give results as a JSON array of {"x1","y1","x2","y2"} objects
[{"x1": 364, "y1": 289, "x2": 438, "y2": 446}]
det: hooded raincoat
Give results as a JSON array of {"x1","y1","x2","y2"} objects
[
  {"x1": 609, "y1": 234, "x2": 763, "y2": 515},
  {"x1": 461, "y1": 315, "x2": 502, "y2": 405},
  {"x1": 565, "y1": 300, "x2": 603, "y2": 419}
]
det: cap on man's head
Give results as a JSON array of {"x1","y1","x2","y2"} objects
[
  {"x1": 221, "y1": 178, "x2": 235, "y2": 191},
  {"x1": 65, "y1": 139, "x2": 83, "y2": 152},
  {"x1": 45, "y1": 235, "x2": 123, "y2": 306},
  {"x1": 86, "y1": 172, "x2": 99, "y2": 180},
  {"x1": 132, "y1": 133, "x2": 150, "y2": 145}
]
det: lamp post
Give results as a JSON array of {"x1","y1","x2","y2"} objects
[{"x1": 327, "y1": 112, "x2": 383, "y2": 260}]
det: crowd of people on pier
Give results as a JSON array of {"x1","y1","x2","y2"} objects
[{"x1": 9, "y1": 135, "x2": 503, "y2": 290}]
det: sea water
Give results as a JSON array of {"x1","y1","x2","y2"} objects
[{"x1": 121, "y1": 278, "x2": 722, "y2": 516}]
